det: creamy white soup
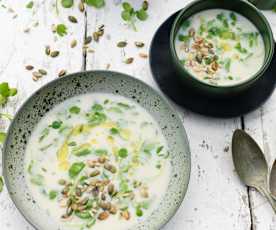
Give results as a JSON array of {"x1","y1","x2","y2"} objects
[
  {"x1": 25, "y1": 93, "x2": 171, "y2": 230},
  {"x1": 175, "y1": 9, "x2": 265, "y2": 86}
]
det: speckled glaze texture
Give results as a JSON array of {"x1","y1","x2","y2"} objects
[{"x1": 2, "y1": 71, "x2": 191, "y2": 230}]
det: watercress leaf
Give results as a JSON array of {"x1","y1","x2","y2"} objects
[
  {"x1": 9, "y1": 88, "x2": 17, "y2": 96},
  {"x1": 136, "y1": 207, "x2": 143, "y2": 217},
  {"x1": 61, "y1": 0, "x2": 74, "y2": 8},
  {"x1": 75, "y1": 210, "x2": 92, "y2": 219},
  {"x1": 0, "y1": 82, "x2": 10, "y2": 97},
  {"x1": 86, "y1": 0, "x2": 105, "y2": 8},
  {"x1": 0, "y1": 176, "x2": 3, "y2": 193},
  {"x1": 50, "y1": 120, "x2": 63, "y2": 129},
  {"x1": 110, "y1": 127, "x2": 119, "y2": 135},
  {"x1": 136, "y1": 9, "x2": 148, "y2": 21},
  {"x1": 49, "y1": 190, "x2": 58, "y2": 200},
  {"x1": 88, "y1": 112, "x2": 106, "y2": 126},
  {"x1": 92, "y1": 103, "x2": 103, "y2": 111},
  {"x1": 0, "y1": 132, "x2": 6, "y2": 144},
  {"x1": 56, "y1": 24, "x2": 68, "y2": 37},
  {"x1": 178, "y1": 34, "x2": 190, "y2": 42},
  {"x1": 118, "y1": 148, "x2": 128, "y2": 158},
  {"x1": 0, "y1": 95, "x2": 7, "y2": 105},
  {"x1": 30, "y1": 174, "x2": 44, "y2": 186},
  {"x1": 122, "y1": 2, "x2": 132, "y2": 11},
  {"x1": 156, "y1": 146, "x2": 164, "y2": 154},
  {"x1": 182, "y1": 20, "x2": 190, "y2": 30},
  {"x1": 69, "y1": 162, "x2": 85, "y2": 178},
  {"x1": 26, "y1": 1, "x2": 34, "y2": 9},
  {"x1": 121, "y1": 10, "x2": 131, "y2": 21},
  {"x1": 69, "y1": 106, "x2": 81, "y2": 114}
]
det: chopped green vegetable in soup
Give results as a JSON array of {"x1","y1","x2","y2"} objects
[
  {"x1": 25, "y1": 93, "x2": 170, "y2": 230},
  {"x1": 174, "y1": 9, "x2": 265, "y2": 86}
]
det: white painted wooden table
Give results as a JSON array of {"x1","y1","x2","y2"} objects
[{"x1": 0, "y1": 1, "x2": 276, "y2": 229}]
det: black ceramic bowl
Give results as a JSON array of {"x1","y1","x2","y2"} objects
[{"x1": 170, "y1": 0, "x2": 275, "y2": 98}]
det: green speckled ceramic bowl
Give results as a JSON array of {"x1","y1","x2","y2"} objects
[
  {"x1": 2, "y1": 71, "x2": 191, "y2": 230},
  {"x1": 170, "y1": 0, "x2": 275, "y2": 98}
]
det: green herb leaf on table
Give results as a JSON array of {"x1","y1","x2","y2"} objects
[
  {"x1": 26, "y1": 1, "x2": 34, "y2": 9},
  {"x1": 49, "y1": 190, "x2": 58, "y2": 200},
  {"x1": 61, "y1": 0, "x2": 74, "y2": 8},
  {"x1": 56, "y1": 24, "x2": 68, "y2": 37},
  {"x1": 0, "y1": 132, "x2": 6, "y2": 144},
  {"x1": 0, "y1": 176, "x2": 3, "y2": 193},
  {"x1": 86, "y1": 0, "x2": 105, "y2": 8},
  {"x1": 118, "y1": 148, "x2": 128, "y2": 158},
  {"x1": 50, "y1": 120, "x2": 63, "y2": 129},
  {"x1": 136, "y1": 9, "x2": 148, "y2": 21}
]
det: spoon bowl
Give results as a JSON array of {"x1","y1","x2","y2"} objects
[{"x1": 232, "y1": 129, "x2": 276, "y2": 213}]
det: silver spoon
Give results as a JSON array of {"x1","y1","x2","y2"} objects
[
  {"x1": 269, "y1": 159, "x2": 276, "y2": 200},
  {"x1": 232, "y1": 129, "x2": 276, "y2": 213}
]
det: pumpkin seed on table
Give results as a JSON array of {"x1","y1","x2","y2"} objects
[
  {"x1": 70, "y1": 39, "x2": 77, "y2": 48},
  {"x1": 124, "y1": 57, "x2": 134, "y2": 64},
  {"x1": 139, "y1": 53, "x2": 148, "y2": 59},
  {"x1": 45, "y1": 46, "x2": 51, "y2": 56},
  {"x1": 85, "y1": 36, "x2": 92, "y2": 45},
  {"x1": 68, "y1": 16, "x2": 78, "y2": 23},
  {"x1": 78, "y1": 1, "x2": 85, "y2": 12},
  {"x1": 117, "y1": 41, "x2": 127, "y2": 48},
  {"x1": 58, "y1": 69, "x2": 67, "y2": 77},
  {"x1": 135, "y1": 41, "x2": 145, "y2": 48},
  {"x1": 38, "y1": 69, "x2": 47, "y2": 75},
  {"x1": 25, "y1": 65, "x2": 34, "y2": 71},
  {"x1": 50, "y1": 50, "x2": 60, "y2": 58}
]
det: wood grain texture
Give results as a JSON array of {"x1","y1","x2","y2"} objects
[{"x1": 0, "y1": 0, "x2": 275, "y2": 229}]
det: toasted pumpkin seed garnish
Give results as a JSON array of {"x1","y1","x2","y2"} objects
[
  {"x1": 135, "y1": 41, "x2": 145, "y2": 48},
  {"x1": 32, "y1": 71, "x2": 42, "y2": 78},
  {"x1": 68, "y1": 15, "x2": 78, "y2": 23},
  {"x1": 124, "y1": 57, "x2": 134, "y2": 64},
  {"x1": 117, "y1": 41, "x2": 127, "y2": 48}
]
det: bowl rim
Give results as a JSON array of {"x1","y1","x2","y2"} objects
[
  {"x1": 169, "y1": 0, "x2": 275, "y2": 89},
  {"x1": 2, "y1": 70, "x2": 191, "y2": 230}
]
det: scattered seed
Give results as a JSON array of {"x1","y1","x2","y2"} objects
[
  {"x1": 58, "y1": 69, "x2": 67, "y2": 77},
  {"x1": 142, "y1": 0, "x2": 149, "y2": 10},
  {"x1": 45, "y1": 46, "x2": 51, "y2": 56},
  {"x1": 85, "y1": 36, "x2": 92, "y2": 45},
  {"x1": 99, "y1": 201, "x2": 111, "y2": 210},
  {"x1": 109, "y1": 204, "x2": 117, "y2": 214},
  {"x1": 66, "y1": 206, "x2": 73, "y2": 216},
  {"x1": 68, "y1": 16, "x2": 78, "y2": 23},
  {"x1": 93, "y1": 32, "x2": 99, "y2": 42},
  {"x1": 98, "y1": 211, "x2": 109, "y2": 220},
  {"x1": 117, "y1": 41, "x2": 127, "y2": 48},
  {"x1": 25, "y1": 65, "x2": 34, "y2": 71},
  {"x1": 38, "y1": 69, "x2": 47, "y2": 75},
  {"x1": 106, "y1": 63, "x2": 111, "y2": 70},
  {"x1": 90, "y1": 170, "x2": 100, "y2": 177},
  {"x1": 124, "y1": 57, "x2": 134, "y2": 64},
  {"x1": 104, "y1": 163, "x2": 117, "y2": 174},
  {"x1": 98, "y1": 156, "x2": 106, "y2": 164},
  {"x1": 23, "y1": 28, "x2": 30, "y2": 33},
  {"x1": 70, "y1": 39, "x2": 77, "y2": 48},
  {"x1": 78, "y1": 1, "x2": 85, "y2": 12},
  {"x1": 87, "y1": 48, "x2": 95, "y2": 53},
  {"x1": 139, "y1": 53, "x2": 148, "y2": 59},
  {"x1": 120, "y1": 210, "x2": 130, "y2": 220},
  {"x1": 32, "y1": 75, "x2": 39, "y2": 81},
  {"x1": 51, "y1": 24, "x2": 57, "y2": 33},
  {"x1": 32, "y1": 71, "x2": 42, "y2": 78},
  {"x1": 108, "y1": 184, "x2": 114, "y2": 196},
  {"x1": 135, "y1": 41, "x2": 144, "y2": 48},
  {"x1": 50, "y1": 50, "x2": 60, "y2": 58}
]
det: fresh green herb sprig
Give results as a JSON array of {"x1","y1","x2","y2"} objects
[
  {"x1": 86, "y1": 0, "x2": 105, "y2": 8},
  {"x1": 0, "y1": 82, "x2": 17, "y2": 105},
  {"x1": 61, "y1": 0, "x2": 74, "y2": 8},
  {"x1": 56, "y1": 24, "x2": 68, "y2": 37},
  {"x1": 121, "y1": 1, "x2": 149, "y2": 31}
]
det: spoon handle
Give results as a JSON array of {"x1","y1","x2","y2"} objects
[{"x1": 258, "y1": 186, "x2": 276, "y2": 214}]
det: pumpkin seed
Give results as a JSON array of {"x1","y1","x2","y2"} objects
[
  {"x1": 50, "y1": 50, "x2": 60, "y2": 58},
  {"x1": 124, "y1": 57, "x2": 134, "y2": 64},
  {"x1": 93, "y1": 32, "x2": 99, "y2": 42},
  {"x1": 85, "y1": 36, "x2": 92, "y2": 45},
  {"x1": 68, "y1": 16, "x2": 78, "y2": 23},
  {"x1": 109, "y1": 204, "x2": 117, "y2": 214},
  {"x1": 135, "y1": 41, "x2": 145, "y2": 48},
  {"x1": 58, "y1": 69, "x2": 66, "y2": 77},
  {"x1": 78, "y1": 1, "x2": 85, "y2": 12},
  {"x1": 25, "y1": 65, "x2": 34, "y2": 71},
  {"x1": 90, "y1": 170, "x2": 100, "y2": 177},
  {"x1": 32, "y1": 71, "x2": 42, "y2": 78},
  {"x1": 142, "y1": 1, "x2": 149, "y2": 10},
  {"x1": 38, "y1": 69, "x2": 47, "y2": 75},
  {"x1": 120, "y1": 210, "x2": 130, "y2": 220},
  {"x1": 58, "y1": 179, "x2": 66, "y2": 185},
  {"x1": 107, "y1": 184, "x2": 114, "y2": 195},
  {"x1": 104, "y1": 164, "x2": 117, "y2": 174},
  {"x1": 139, "y1": 53, "x2": 148, "y2": 59},
  {"x1": 45, "y1": 46, "x2": 51, "y2": 56},
  {"x1": 98, "y1": 211, "x2": 109, "y2": 220},
  {"x1": 117, "y1": 41, "x2": 127, "y2": 48},
  {"x1": 70, "y1": 39, "x2": 77, "y2": 48}
]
